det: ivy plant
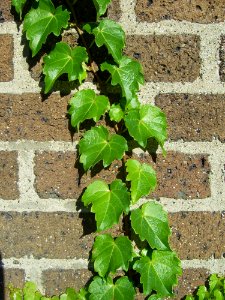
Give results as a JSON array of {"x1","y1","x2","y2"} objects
[{"x1": 11, "y1": 0, "x2": 182, "y2": 299}]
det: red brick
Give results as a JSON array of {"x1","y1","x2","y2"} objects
[
  {"x1": 0, "y1": 268, "x2": 25, "y2": 300},
  {"x1": 135, "y1": 0, "x2": 225, "y2": 23},
  {"x1": 0, "y1": 35, "x2": 14, "y2": 82},
  {"x1": 156, "y1": 94, "x2": 225, "y2": 142},
  {"x1": 0, "y1": 151, "x2": 19, "y2": 200},
  {"x1": 43, "y1": 269, "x2": 92, "y2": 296},
  {"x1": 170, "y1": 212, "x2": 225, "y2": 260},
  {"x1": 125, "y1": 35, "x2": 200, "y2": 82}
]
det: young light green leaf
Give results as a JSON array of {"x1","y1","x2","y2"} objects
[
  {"x1": 79, "y1": 126, "x2": 128, "y2": 171},
  {"x1": 68, "y1": 89, "x2": 110, "y2": 128},
  {"x1": 130, "y1": 202, "x2": 171, "y2": 250},
  {"x1": 89, "y1": 276, "x2": 135, "y2": 300},
  {"x1": 23, "y1": 282, "x2": 42, "y2": 300},
  {"x1": 197, "y1": 286, "x2": 208, "y2": 300},
  {"x1": 9, "y1": 287, "x2": 23, "y2": 300},
  {"x1": 133, "y1": 250, "x2": 182, "y2": 297},
  {"x1": 82, "y1": 179, "x2": 130, "y2": 231},
  {"x1": 93, "y1": 0, "x2": 111, "y2": 18},
  {"x1": 109, "y1": 104, "x2": 124, "y2": 122},
  {"x1": 23, "y1": 0, "x2": 70, "y2": 56},
  {"x1": 12, "y1": 0, "x2": 27, "y2": 17},
  {"x1": 43, "y1": 42, "x2": 88, "y2": 93},
  {"x1": 90, "y1": 19, "x2": 125, "y2": 63},
  {"x1": 124, "y1": 104, "x2": 167, "y2": 149},
  {"x1": 126, "y1": 159, "x2": 156, "y2": 203},
  {"x1": 101, "y1": 56, "x2": 144, "y2": 100},
  {"x1": 92, "y1": 234, "x2": 133, "y2": 277}
]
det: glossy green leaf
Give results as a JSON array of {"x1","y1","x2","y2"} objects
[
  {"x1": 126, "y1": 159, "x2": 156, "y2": 203},
  {"x1": 12, "y1": 0, "x2": 27, "y2": 16},
  {"x1": 124, "y1": 104, "x2": 167, "y2": 149},
  {"x1": 131, "y1": 202, "x2": 171, "y2": 250},
  {"x1": 89, "y1": 276, "x2": 135, "y2": 300},
  {"x1": 23, "y1": 0, "x2": 70, "y2": 56},
  {"x1": 197, "y1": 286, "x2": 208, "y2": 300},
  {"x1": 92, "y1": 234, "x2": 133, "y2": 277},
  {"x1": 43, "y1": 42, "x2": 88, "y2": 93},
  {"x1": 133, "y1": 250, "x2": 182, "y2": 297},
  {"x1": 101, "y1": 56, "x2": 144, "y2": 100},
  {"x1": 68, "y1": 89, "x2": 110, "y2": 128},
  {"x1": 109, "y1": 104, "x2": 124, "y2": 122},
  {"x1": 79, "y1": 126, "x2": 128, "y2": 171},
  {"x1": 93, "y1": 0, "x2": 111, "y2": 18},
  {"x1": 82, "y1": 179, "x2": 130, "y2": 231},
  {"x1": 90, "y1": 19, "x2": 125, "y2": 63}
]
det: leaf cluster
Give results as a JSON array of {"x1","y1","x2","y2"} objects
[{"x1": 11, "y1": 0, "x2": 182, "y2": 299}]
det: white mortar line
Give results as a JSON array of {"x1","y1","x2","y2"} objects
[
  {"x1": 182, "y1": 258, "x2": 225, "y2": 274},
  {"x1": 0, "y1": 141, "x2": 77, "y2": 151}
]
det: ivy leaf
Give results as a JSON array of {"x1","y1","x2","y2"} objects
[
  {"x1": 89, "y1": 276, "x2": 135, "y2": 300},
  {"x1": 130, "y1": 202, "x2": 171, "y2": 250},
  {"x1": 109, "y1": 104, "x2": 124, "y2": 122},
  {"x1": 92, "y1": 234, "x2": 133, "y2": 277},
  {"x1": 12, "y1": 0, "x2": 27, "y2": 17},
  {"x1": 43, "y1": 42, "x2": 88, "y2": 93},
  {"x1": 124, "y1": 104, "x2": 167, "y2": 149},
  {"x1": 82, "y1": 179, "x2": 130, "y2": 231},
  {"x1": 79, "y1": 126, "x2": 128, "y2": 171},
  {"x1": 101, "y1": 56, "x2": 144, "y2": 100},
  {"x1": 23, "y1": 0, "x2": 70, "y2": 56},
  {"x1": 133, "y1": 250, "x2": 182, "y2": 297},
  {"x1": 93, "y1": 0, "x2": 111, "y2": 18},
  {"x1": 68, "y1": 89, "x2": 110, "y2": 128},
  {"x1": 23, "y1": 282, "x2": 42, "y2": 300},
  {"x1": 126, "y1": 159, "x2": 156, "y2": 203},
  {"x1": 197, "y1": 286, "x2": 208, "y2": 300},
  {"x1": 89, "y1": 19, "x2": 125, "y2": 63}
]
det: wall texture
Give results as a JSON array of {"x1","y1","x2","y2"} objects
[{"x1": 0, "y1": 0, "x2": 225, "y2": 299}]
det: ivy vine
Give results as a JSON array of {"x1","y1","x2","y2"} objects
[{"x1": 10, "y1": 0, "x2": 182, "y2": 299}]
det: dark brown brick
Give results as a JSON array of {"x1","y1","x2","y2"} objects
[
  {"x1": 219, "y1": 36, "x2": 225, "y2": 81},
  {"x1": 0, "y1": 268, "x2": 25, "y2": 300},
  {"x1": 0, "y1": 151, "x2": 19, "y2": 200},
  {"x1": 43, "y1": 269, "x2": 92, "y2": 296},
  {"x1": 135, "y1": 0, "x2": 225, "y2": 23},
  {"x1": 156, "y1": 94, "x2": 225, "y2": 142},
  {"x1": 107, "y1": 0, "x2": 121, "y2": 21},
  {"x1": 170, "y1": 212, "x2": 225, "y2": 260},
  {"x1": 125, "y1": 35, "x2": 200, "y2": 82},
  {"x1": 0, "y1": 35, "x2": 14, "y2": 82},
  {"x1": 34, "y1": 151, "x2": 210, "y2": 200},
  {"x1": 0, "y1": 0, "x2": 13, "y2": 22},
  {"x1": 0, "y1": 211, "x2": 120, "y2": 259},
  {"x1": 0, "y1": 93, "x2": 73, "y2": 141}
]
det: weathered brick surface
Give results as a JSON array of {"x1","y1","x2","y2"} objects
[
  {"x1": 0, "y1": 35, "x2": 14, "y2": 82},
  {"x1": 0, "y1": 0, "x2": 13, "y2": 22},
  {"x1": 156, "y1": 94, "x2": 225, "y2": 142},
  {"x1": 0, "y1": 93, "x2": 74, "y2": 141},
  {"x1": 219, "y1": 36, "x2": 225, "y2": 81},
  {"x1": 170, "y1": 212, "x2": 225, "y2": 260},
  {"x1": 43, "y1": 269, "x2": 92, "y2": 296},
  {"x1": 0, "y1": 268, "x2": 25, "y2": 300},
  {"x1": 135, "y1": 0, "x2": 225, "y2": 23},
  {"x1": 107, "y1": 0, "x2": 121, "y2": 21},
  {"x1": 125, "y1": 35, "x2": 200, "y2": 82},
  {"x1": 0, "y1": 151, "x2": 19, "y2": 200},
  {"x1": 0, "y1": 212, "x2": 121, "y2": 259},
  {"x1": 34, "y1": 151, "x2": 210, "y2": 200}
]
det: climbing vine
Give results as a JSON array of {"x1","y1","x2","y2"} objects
[{"x1": 10, "y1": 0, "x2": 182, "y2": 299}]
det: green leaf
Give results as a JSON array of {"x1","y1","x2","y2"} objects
[
  {"x1": 23, "y1": 282, "x2": 42, "y2": 300},
  {"x1": 12, "y1": 0, "x2": 27, "y2": 16},
  {"x1": 133, "y1": 250, "x2": 182, "y2": 297},
  {"x1": 23, "y1": 0, "x2": 70, "y2": 56},
  {"x1": 92, "y1": 234, "x2": 133, "y2": 277},
  {"x1": 9, "y1": 287, "x2": 23, "y2": 300},
  {"x1": 90, "y1": 19, "x2": 125, "y2": 63},
  {"x1": 126, "y1": 159, "x2": 156, "y2": 203},
  {"x1": 101, "y1": 56, "x2": 144, "y2": 101},
  {"x1": 79, "y1": 126, "x2": 128, "y2": 171},
  {"x1": 68, "y1": 89, "x2": 110, "y2": 128},
  {"x1": 109, "y1": 104, "x2": 124, "y2": 122},
  {"x1": 124, "y1": 104, "x2": 167, "y2": 149},
  {"x1": 131, "y1": 202, "x2": 171, "y2": 250},
  {"x1": 89, "y1": 276, "x2": 135, "y2": 300},
  {"x1": 197, "y1": 286, "x2": 208, "y2": 300},
  {"x1": 82, "y1": 179, "x2": 130, "y2": 231},
  {"x1": 93, "y1": 0, "x2": 111, "y2": 18},
  {"x1": 43, "y1": 42, "x2": 88, "y2": 93}
]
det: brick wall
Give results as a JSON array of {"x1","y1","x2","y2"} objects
[{"x1": 0, "y1": 0, "x2": 225, "y2": 299}]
